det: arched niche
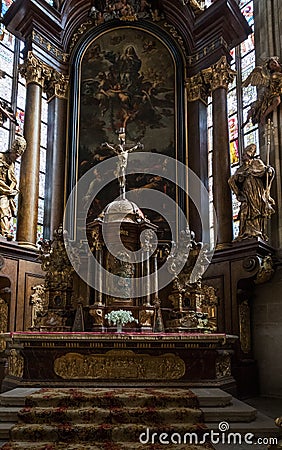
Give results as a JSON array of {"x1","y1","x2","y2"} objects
[{"x1": 67, "y1": 21, "x2": 187, "y2": 238}]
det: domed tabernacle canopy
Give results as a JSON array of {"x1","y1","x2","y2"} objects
[{"x1": 100, "y1": 198, "x2": 145, "y2": 224}]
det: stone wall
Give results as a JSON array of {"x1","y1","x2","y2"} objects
[
  {"x1": 252, "y1": 267, "x2": 282, "y2": 398},
  {"x1": 250, "y1": 0, "x2": 282, "y2": 399}
]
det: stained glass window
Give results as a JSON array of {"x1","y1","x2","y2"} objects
[
  {"x1": 205, "y1": 0, "x2": 257, "y2": 241},
  {"x1": 0, "y1": 0, "x2": 47, "y2": 241},
  {"x1": 207, "y1": 99, "x2": 214, "y2": 248},
  {"x1": 227, "y1": 0, "x2": 257, "y2": 239},
  {"x1": 37, "y1": 95, "x2": 48, "y2": 242}
]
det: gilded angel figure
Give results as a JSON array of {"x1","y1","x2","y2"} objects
[{"x1": 242, "y1": 56, "x2": 282, "y2": 127}]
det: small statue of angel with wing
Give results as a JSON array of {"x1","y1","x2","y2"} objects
[{"x1": 242, "y1": 56, "x2": 282, "y2": 127}]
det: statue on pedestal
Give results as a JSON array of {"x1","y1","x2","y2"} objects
[
  {"x1": 228, "y1": 143, "x2": 275, "y2": 241},
  {"x1": 0, "y1": 136, "x2": 26, "y2": 240}
]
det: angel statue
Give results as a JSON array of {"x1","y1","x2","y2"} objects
[{"x1": 242, "y1": 56, "x2": 282, "y2": 127}]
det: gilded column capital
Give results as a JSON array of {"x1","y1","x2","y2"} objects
[
  {"x1": 19, "y1": 51, "x2": 52, "y2": 87},
  {"x1": 44, "y1": 72, "x2": 70, "y2": 102},
  {"x1": 180, "y1": 0, "x2": 204, "y2": 14},
  {"x1": 185, "y1": 73, "x2": 210, "y2": 105},
  {"x1": 202, "y1": 56, "x2": 236, "y2": 92}
]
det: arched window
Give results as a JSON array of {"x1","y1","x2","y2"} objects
[{"x1": 228, "y1": 0, "x2": 257, "y2": 238}]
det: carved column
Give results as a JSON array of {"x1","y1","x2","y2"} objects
[
  {"x1": 186, "y1": 74, "x2": 209, "y2": 241},
  {"x1": 17, "y1": 52, "x2": 51, "y2": 248},
  {"x1": 203, "y1": 56, "x2": 236, "y2": 246},
  {"x1": 44, "y1": 73, "x2": 69, "y2": 239}
]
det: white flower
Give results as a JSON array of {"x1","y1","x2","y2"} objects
[{"x1": 105, "y1": 310, "x2": 138, "y2": 326}]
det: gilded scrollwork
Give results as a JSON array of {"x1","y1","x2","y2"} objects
[
  {"x1": 30, "y1": 284, "x2": 48, "y2": 329},
  {"x1": 180, "y1": 0, "x2": 204, "y2": 14},
  {"x1": 8, "y1": 348, "x2": 24, "y2": 378},
  {"x1": 44, "y1": 72, "x2": 69, "y2": 101},
  {"x1": 163, "y1": 23, "x2": 188, "y2": 59},
  {"x1": 36, "y1": 225, "x2": 80, "y2": 330},
  {"x1": 254, "y1": 255, "x2": 274, "y2": 285},
  {"x1": 0, "y1": 296, "x2": 8, "y2": 352},
  {"x1": 31, "y1": 31, "x2": 69, "y2": 63},
  {"x1": 166, "y1": 228, "x2": 218, "y2": 332},
  {"x1": 89, "y1": 307, "x2": 104, "y2": 326},
  {"x1": 54, "y1": 350, "x2": 186, "y2": 380},
  {"x1": 88, "y1": 0, "x2": 164, "y2": 27},
  {"x1": 139, "y1": 308, "x2": 154, "y2": 327},
  {"x1": 185, "y1": 73, "x2": 209, "y2": 105},
  {"x1": 37, "y1": 310, "x2": 66, "y2": 330},
  {"x1": 216, "y1": 351, "x2": 231, "y2": 379},
  {"x1": 202, "y1": 56, "x2": 237, "y2": 91}
]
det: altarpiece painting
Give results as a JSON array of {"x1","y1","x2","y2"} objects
[{"x1": 74, "y1": 26, "x2": 181, "y2": 238}]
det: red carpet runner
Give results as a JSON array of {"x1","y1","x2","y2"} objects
[{"x1": 2, "y1": 388, "x2": 215, "y2": 449}]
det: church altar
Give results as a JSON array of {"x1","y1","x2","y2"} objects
[{"x1": 2, "y1": 331, "x2": 237, "y2": 392}]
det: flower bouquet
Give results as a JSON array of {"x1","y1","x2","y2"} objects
[{"x1": 105, "y1": 309, "x2": 138, "y2": 332}]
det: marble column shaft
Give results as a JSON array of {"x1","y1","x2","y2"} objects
[
  {"x1": 44, "y1": 95, "x2": 67, "y2": 239},
  {"x1": 187, "y1": 98, "x2": 208, "y2": 241},
  {"x1": 202, "y1": 56, "x2": 236, "y2": 246},
  {"x1": 16, "y1": 82, "x2": 42, "y2": 247}
]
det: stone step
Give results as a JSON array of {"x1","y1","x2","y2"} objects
[
  {"x1": 10, "y1": 423, "x2": 209, "y2": 443},
  {"x1": 0, "y1": 390, "x2": 40, "y2": 407},
  {"x1": 214, "y1": 444, "x2": 270, "y2": 450},
  {"x1": 0, "y1": 442, "x2": 215, "y2": 450},
  {"x1": 0, "y1": 388, "x2": 233, "y2": 409},
  {"x1": 191, "y1": 388, "x2": 232, "y2": 407},
  {"x1": 0, "y1": 423, "x2": 15, "y2": 440},
  {"x1": 24, "y1": 388, "x2": 199, "y2": 409},
  {"x1": 202, "y1": 398, "x2": 257, "y2": 423},
  {"x1": 0, "y1": 408, "x2": 21, "y2": 423},
  {"x1": 18, "y1": 405, "x2": 202, "y2": 425},
  {"x1": 207, "y1": 411, "x2": 280, "y2": 437}
]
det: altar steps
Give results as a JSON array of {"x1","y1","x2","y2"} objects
[
  {"x1": 0, "y1": 387, "x2": 279, "y2": 449},
  {"x1": 0, "y1": 443, "x2": 214, "y2": 450}
]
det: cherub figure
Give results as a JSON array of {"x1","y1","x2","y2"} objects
[{"x1": 242, "y1": 56, "x2": 282, "y2": 126}]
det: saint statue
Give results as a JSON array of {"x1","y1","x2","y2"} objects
[
  {"x1": 228, "y1": 143, "x2": 275, "y2": 241},
  {"x1": 0, "y1": 136, "x2": 27, "y2": 239}
]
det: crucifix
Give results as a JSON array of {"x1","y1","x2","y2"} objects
[{"x1": 102, "y1": 128, "x2": 143, "y2": 199}]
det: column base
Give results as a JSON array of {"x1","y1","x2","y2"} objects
[
  {"x1": 17, "y1": 241, "x2": 38, "y2": 251},
  {"x1": 215, "y1": 242, "x2": 232, "y2": 250}
]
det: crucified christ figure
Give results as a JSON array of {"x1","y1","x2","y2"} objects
[{"x1": 102, "y1": 128, "x2": 144, "y2": 198}]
